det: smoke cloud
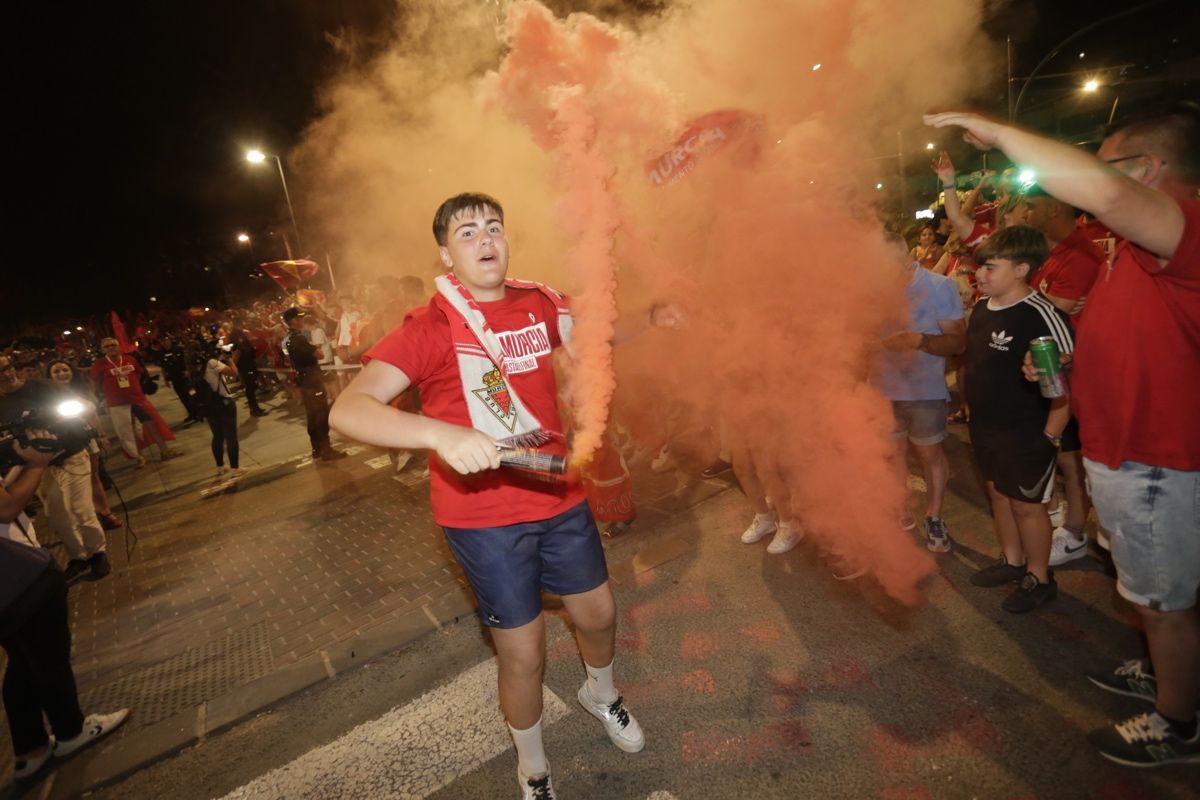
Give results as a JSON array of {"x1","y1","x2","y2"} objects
[{"x1": 294, "y1": 0, "x2": 999, "y2": 604}]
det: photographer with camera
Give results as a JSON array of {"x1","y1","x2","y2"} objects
[
  {"x1": 0, "y1": 355, "x2": 111, "y2": 582},
  {"x1": 48, "y1": 360, "x2": 123, "y2": 532},
  {"x1": 2, "y1": 431, "x2": 130, "y2": 780},
  {"x1": 282, "y1": 308, "x2": 344, "y2": 461}
]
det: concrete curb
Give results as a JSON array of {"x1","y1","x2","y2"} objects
[{"x1": 36, "y1": 591, "x2": 477, "y2": 799}]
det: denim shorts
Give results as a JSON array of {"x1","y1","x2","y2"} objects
[
  {"x1": 443, "y1": 501, "x2": 609, "y2": 629},
  {"x1": 1084, "y1": 458, "x2": 1200, "y2": 612},
  {"x1": 891, "y1": 400, "x2": 948, "y2": 446}
]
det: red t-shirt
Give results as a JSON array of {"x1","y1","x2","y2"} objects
[
  {"x1": 89, "y1": 355, "x2": 145, "y2": 407},
  {"x1": 1072, "y1": 199, "x2": 1200, "y2": 470},
  {"x1": 364, "y1": 287, "x2": 584, "y2": 528},
  {"x1": 1031, "y1": 229, "x2": 1105, "y2": 312},
  {"x1": 962, "y1": 218, "x2": 993, "y2": 253},
  {"x1": 1078, "y1": 215, "x2": 1120, "y2": 259}
]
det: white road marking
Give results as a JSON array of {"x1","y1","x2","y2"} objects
[
  {"x1": 646, "y1": 793, "x2": 680, "y2": 800},
  {"x1": 295, "y1": 456, "x2": 313, "y2": 469},
  {"x1": 342, "y1": 444, "x2": 366, "y2": 456},
  {"x1": 215, "y1": 659, "x2": 569, "y2": 800},
  {"x1": 365, "y1": 455, "x2": 393, "y2": 470}
]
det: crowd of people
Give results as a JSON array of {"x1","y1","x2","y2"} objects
[{"x1": 1, "y1": 99, "x2": 1196, "y2": 793}]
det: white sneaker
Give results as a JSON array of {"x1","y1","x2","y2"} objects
[
  {"x1": 1097, "y1": 527, "x2": 1111, "y2": 551},
  {"x1": 53, "y1": 709, "x2": 130, "y2": 758},
  {"x1": 216, "y1": 466, "x2": 227, "y2": 477},
  {"x1": 518, "y1": 764, "x2": 556, "y2": 799},
  {"x1": 649, "y1": 444, "x2": 672, "y2": 473},
  {"x1": 740, "y1": 512, "x2": 778, "y2": 544},
  {"x1": 766, "y1": 521, "x2": 804, "y2": 554},
  {"x1": 1048, "y1": 501, "x2": 1066, "y2": 528},
  {"x1": 577, "y1": 682, "x2": 645, "y2": 753},
  {"x1": 13, "y1": 737, "x2": 53, "y2": 778},
  {"x1": 229, "y1": 467, "x2": 249, "y2": 479},
  {"x1": 1048, "y1": 526, "x2": 1089, "y2": 566}
]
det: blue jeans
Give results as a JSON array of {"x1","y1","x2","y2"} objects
[{"x1": 1085, "y1": 458, "x2": 1200, "y2": 612}]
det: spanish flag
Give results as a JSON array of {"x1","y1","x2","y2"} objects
[{"x1": 260, "y1": 259, "x2": 320, "y2": 291}]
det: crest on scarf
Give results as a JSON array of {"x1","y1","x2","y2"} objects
[{"x1": 471, "y1": 368, "x2": 517, "y2": 431}]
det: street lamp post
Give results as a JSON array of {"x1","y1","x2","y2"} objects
[
  {"x1": 246, "y1": 149, "x2": 304, "y2": 257},
  {"x1": 236, "y1": 232, "x2": 256, "y2": 262}
]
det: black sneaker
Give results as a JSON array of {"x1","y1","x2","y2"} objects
[
  {"x1": 88, "y1": 552, "x2": 112, "y2": 580},
  {"x1": 1001, "y1": 571, "x2": 1057, "y2": 613},
  {"x1": 700, "y1": 458, "x2": 733, "y2": 479},
  {"x1": 1087, "y1": 711, "x2": 1200, "y2": 767},
  {"x1": 62, "y1": 559, "x2": 90, "y2": 583},
  {"x1": 1087, "y1": 659, "x2": 1157, "y2": 703},
  {"x1": 970, "y1": 556, "x2": 1026, "y2": 587},
  {"x1": 318, "y1": 449, "x2": 347, "y2": 461}
]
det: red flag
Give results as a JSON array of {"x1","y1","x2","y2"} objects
[
  {"x1": 260, "y1": 259, "x2": 321, "y2": 291},
  {"x1": 110, "y1": 311, "x2": 136, "y2": 354},
  {"x1": 645, "y1": 109, "x2": 765, "y2": 188}
]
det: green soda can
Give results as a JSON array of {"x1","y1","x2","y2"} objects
[{"x1": 1030, "y1": 336, "x2": 1068, "y2": 398}]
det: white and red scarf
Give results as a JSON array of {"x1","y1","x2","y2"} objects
[{"x1": 433, "y1": 273, "x2": 572, "y2": 447}]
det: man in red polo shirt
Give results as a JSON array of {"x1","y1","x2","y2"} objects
[{"x1": 926, "y1": 104, "x2": 1199, "y2": 768}]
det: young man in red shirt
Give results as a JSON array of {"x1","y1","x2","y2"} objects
[
  {"x1": 926, "y1": 104, "x2": 1200, "y2": 768},
  {"x1": 332, "y1": 193, "x2": 676, "y2": 798}
]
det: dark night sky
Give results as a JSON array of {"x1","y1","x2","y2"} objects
[{"x1": 5, "y1": 0, "x2": 1197, "y2": 324}]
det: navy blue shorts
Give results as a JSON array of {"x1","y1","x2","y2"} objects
[{"x1": 443, "y1": 501, "x2": 609, "y2": 629}]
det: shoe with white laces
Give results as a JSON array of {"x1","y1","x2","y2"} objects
[
  {"x1": 54, "y1": 709, "x2": 130, "y2": 758},
  {"x1": 577, "y1": 682, "x2": 644, "y2": 753},
  {"x1": 766, "y1": 521, "x2": 803, "y2": 554},
  {"x1": 740, "y1": 512, "x2": 777, "y2": 544},
  {"x1": 1048, "y1": 526, "x2": 1089, "y2": 567},
  {"x1": 1088, "y1": 711, "x2": 1200, "y2": 767},
  {"x1": 518, "y1": 765, "x2": 557, "y2": 799},
  {"x1": 1087, "y1": 659, "x2": 1157, "y2": 703}
]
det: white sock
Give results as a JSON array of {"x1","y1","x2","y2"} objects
[
  {"x1": 585, "y1": 659, "x2": 618, "y2": 703},
  {"x1": 509, "y1": 718, "x2": 548, "y2": 778}
]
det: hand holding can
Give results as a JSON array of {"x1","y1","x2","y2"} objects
[{"x1": 1029, "y1": 337, "x2": 1068, "y2": 398}]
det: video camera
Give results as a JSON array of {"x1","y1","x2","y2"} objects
[{"x1": 0, "y1": 399, "x2": 95, "y2": 472}]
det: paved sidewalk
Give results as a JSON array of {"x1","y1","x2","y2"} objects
[{"x1": 1, "y1": 384, "x2": 723, "y2": 790}]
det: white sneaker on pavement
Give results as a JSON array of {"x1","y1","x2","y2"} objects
[
  {"x1": 518, "y1": 765, "x2": 557, "y2": 799},
  {"x1": 649, "y1": 444, "x2": 672, "y2": 473},
  {"x1": 1048, "y1": 526, "x2": 1089, "y2": 566},
  {"x1": 577, "y1": 682, "x2": 645, "y2": 753},
  {"x1": 766, "y1": 521, "x2": 803, "y2": 554},
  {"x1": 740, "y1": 512, "x2": 778, "y2": 544},
  {"x1": 13, "y1": 738, "x2": 53, "y2": 778},
  {"x1": 53, "y1": 709, "x2": 130, "y2": 759}
]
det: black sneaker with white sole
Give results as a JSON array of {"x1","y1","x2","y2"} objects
[
  {"x1": 1088, "y1": 711, "x2": 1200, "y2": 767},
  {"x1": 1087, "y1": 659, "x2": 1157, "y2": 703}
]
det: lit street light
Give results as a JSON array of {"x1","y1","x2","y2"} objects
[
  {"x1": 925, "y1": 142, "x2": 935, "y2": 150},
  {"x1": 237, "y1": 231, "x2": 256, "y2": 261},
  {"x1": 1082, "y1": 78, "x2": 1099, "y2": 92},
  {"x1": 245, "y1": 148, "x2": 303, "y2": 258}
]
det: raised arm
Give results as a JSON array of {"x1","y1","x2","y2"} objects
[
  {"x1": 924, "y1": 111, "x2": 1185, "y2": 260},
  {"x1": 932, "y1": 151, "x2": 975, "y2": 240}
]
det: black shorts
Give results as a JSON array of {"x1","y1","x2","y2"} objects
[
  {"x1": 969, "y1": 424, "x2": 1058, "y2": 504},
  {"x1": 1060, "y1": 417, "x2": 1081, "y2": 453}
]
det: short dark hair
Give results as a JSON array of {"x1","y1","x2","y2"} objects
[
  {"x1": 432, "y1": 193, "x2": 504, "y2": 246},
  {"x1": 1107, "y1": 101, "x2": 1200, "y2": 184},
  {"x1": 973, "y1": 225, "x2": 1049, "y2": 279}
]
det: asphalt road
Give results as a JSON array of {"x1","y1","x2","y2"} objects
[{"x1": 82, "y1": 483, "x2": 1196, "y2": 800}]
